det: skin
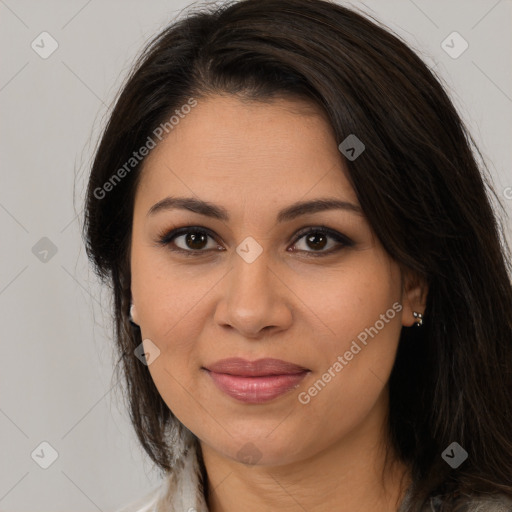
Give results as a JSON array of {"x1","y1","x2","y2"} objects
[{"x1": 129, "y1": 95, "x2": 428, "y2": 512}]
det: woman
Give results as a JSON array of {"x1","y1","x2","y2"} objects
[{"x1": 82, "y1": 0, "x2": 512, "y2": 510}]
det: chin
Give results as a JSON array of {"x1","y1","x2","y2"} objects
[{"x1": 202, "y1": 428, "x2": 312, "y2": 467}]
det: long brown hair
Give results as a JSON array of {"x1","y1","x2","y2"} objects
[{"x1": 82, "y1": 1, "x2": 512, "y2": 509}]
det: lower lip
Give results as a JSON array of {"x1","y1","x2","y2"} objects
[{"x1": 205, "y1": 370, "x2": 309, "y2": 404}]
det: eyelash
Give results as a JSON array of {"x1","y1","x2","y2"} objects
[{"x1": 155, "y1": 225, "x2": 354, "y2": 257}]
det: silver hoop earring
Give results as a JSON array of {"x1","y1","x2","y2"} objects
[{"x1": 413, "y1": 311, "x2": 424, "y2": 327}]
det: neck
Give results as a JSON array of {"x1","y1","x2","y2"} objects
[{"x1": 200, "y1": 391, "x2": 412, "y2": 512}]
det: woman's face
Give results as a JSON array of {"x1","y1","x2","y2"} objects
[{"x1": 130, "y1": 95, "x2": 420, "y2": 466}]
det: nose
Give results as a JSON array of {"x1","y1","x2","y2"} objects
[{"x1": 213, "y1": 249, "x2": 293, "y2": 339}]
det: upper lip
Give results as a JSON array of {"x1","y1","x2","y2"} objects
[{"x1": 204, "y1": 357, "x2": 310, "y2": 377}]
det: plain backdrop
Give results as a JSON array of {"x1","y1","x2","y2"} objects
[{"x1": 0, "y1": 0, "x2": 511, "y2": 511}]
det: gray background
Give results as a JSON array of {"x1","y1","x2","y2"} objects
[{"x1": 0, "y1": 0, "x2": 511, "y2": 511}]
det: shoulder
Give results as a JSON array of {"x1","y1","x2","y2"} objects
[
  {"x1": 427, "y1": 492, "x2": 512, "y2": 512},
  {"x1": 400, "y1": 487, "x2": 512, "y2": 512},
  {"x1": 111, "y1": 484, "x2": 161, "y2": 512},
  {"x1": 111, "y1": 440, "x2": 209, "y2": 512},
  {"x1": 460, "y1": 493, "x2": 512, "y2": 512}
]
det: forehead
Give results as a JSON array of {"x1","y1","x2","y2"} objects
[{"x1": 135, "y1": 95, "x2": 358, "y2": 210}]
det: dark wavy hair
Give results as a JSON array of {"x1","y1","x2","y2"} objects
[{"x1": 82, "y1": 0, "x2": 512, "y2": 509}]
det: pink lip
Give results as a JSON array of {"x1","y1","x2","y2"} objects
[{"x1": 203, "y1": 358, "x2": 310, "y2": 404}]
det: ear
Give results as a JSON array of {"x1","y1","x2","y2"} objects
[
  {"x1": 401, "y1": 269, "x2": 428, "y2": 327},
  {"x1": 130, "y1": 303, "x2": 140, "y2": 326}
]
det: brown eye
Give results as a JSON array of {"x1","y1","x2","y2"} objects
[
  {"x1": 157, "y1": 227, "x2": 222, "y2": 256},
  {"x1": 181, "y1": 231, "x2": 209, "y2": 250},
  {"x1": 304, "y1": 232, "x2": 328, "y2": 251},
  {"x1": 291, "y1": 228, "x2": 353, "y2": 255}
]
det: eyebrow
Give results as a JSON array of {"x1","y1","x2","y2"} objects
[{"x1": 147, "y1": 196, "x2": 363, "y2": 222}]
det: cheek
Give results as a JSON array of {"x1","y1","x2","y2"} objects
[
  {"x1": 130, "y1": 244, "x2": 214, "y2": 342},
  {"x1": 295, "y1": 253, "x2": 402, "y2": 349},
  {"x1": 295, "y1": 254, "x2": 403, "y2": 404},
  {"x1": 130, "y1": 250, "x2": 203, "y2": 397}
]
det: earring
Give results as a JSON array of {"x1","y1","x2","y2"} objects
[
  {"x1": 129, "y1": 303, "x2": 138, "y2": 326},
  {"x1": 413, "y1": 311, "x2": 423, "y2": 327}
]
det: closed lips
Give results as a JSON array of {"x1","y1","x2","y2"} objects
[
  {"x1": 203, "y1": 358, "x2": 310, "y2": 404},
  {"x1": 203, "y1": 357, "x2": 310, "y2": 376}
]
